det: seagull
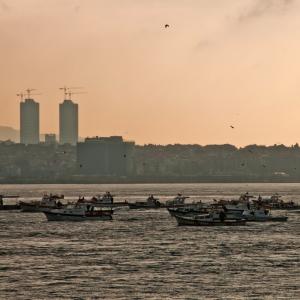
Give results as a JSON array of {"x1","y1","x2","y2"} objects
[{"x1": 165, "y1": 24, "x2": 170, "y2": 28}]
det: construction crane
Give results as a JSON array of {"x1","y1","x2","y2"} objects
[
  {"x1": 59, "y1": 86, "x2": 84, "y2": 99},
  {"x1": 25, "y1": 88, "x2": 36, "y2": 98},
  {"x1": 67, "y1": 91, "x2": 87, "y2": 100},
  {"x1": 17, "y1": 89, "x2": 41, "y2": 101},
  {"x1": 16, "y1": 92, "x2": 25, "y2": 101},
  {"x1": 24, "y1": 88, "x2": 41, "y2": 99}
]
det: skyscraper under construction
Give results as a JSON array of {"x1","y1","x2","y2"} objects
[
  {"x1": 20, "y1": 98, "x2": 40, "y2": 145},
  {"x1": 59, "y1": 99, "x2": 78, "y2": 145}
]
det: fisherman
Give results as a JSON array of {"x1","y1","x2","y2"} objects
[
  {"x1": 77, "y1": 196, "x2": 84, "y2": 203},
  {"x1": 106, "y1": 191, "x2": 113, "y2": 203},
  {"x1": 219, "y1": 210, "x2": 226, "y2": 222},
  {"x1": 222, "y1": 204, "x2": 228, "y2": 212},
  {"x1": 257, "y1": 195, "x2": 263, "y2": 207},
  {"x1": 56, "y1": 200, "x2": 63, "y2": 208}
]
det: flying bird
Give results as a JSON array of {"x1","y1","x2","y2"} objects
[
  {"x1": 230, "y1": 125, "x2": 234, "y2": 129},
  {"x1": 165, "y1": 24, "x2": 170, "y2": 28}
]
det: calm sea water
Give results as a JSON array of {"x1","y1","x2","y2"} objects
[{"x1": 0, "y1": 183, "x2": 299, "y2": 299}]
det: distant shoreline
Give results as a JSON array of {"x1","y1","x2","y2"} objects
[{"x1": 0, "y1": 176, "x2": 299, "y2": 184}]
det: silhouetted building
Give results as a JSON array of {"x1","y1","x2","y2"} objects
[
  {"x1": 59, "y1": 100, "x2": 78, "y2": 145},
  {"x1": 20, "y1": 98, "x2": 40, "y2": 145},
  {"x1": 45, "y1": 134, "x2": 56, "y2": 145},
  {"x1": 77, "y1": 136, "x2": 135, "y2": 176}
]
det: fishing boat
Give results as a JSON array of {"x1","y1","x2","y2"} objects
[
  {"x1": 20, "y1": 194, "x2": 64, "y2": 212},
  {"x1": 167, "y1": 203, "x2": 210, "y2": 217},
  {"x1": 44, "y1": 203, "x2": 113, "y2": 221},
  {"x1": 242, "y1": 208, "x2": 288, "y2": 222},
  {"x1": 0, "y1": 195, "x2": 20, "y2": 210},
  {"x1": 174, "y1": 214, "x2": 246, "y2": 226},
  {"x1": 90, "y1": 192, "x2": 114, "y2": 204},
  {"x1": 80, "y1": 192, "x2": 128, "y2": 208},
  {"x1": 253, "y1": 194, "x2": 300, "y2": 210},
  {"x1": 128, "y1": 195, "x2": 163, "y2": 209},
  {"x1": 165, "y1": 194, "x2": 189, "y2": 207}
]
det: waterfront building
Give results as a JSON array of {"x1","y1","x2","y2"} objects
[
  {"x1": 45, "y1": 134, "x2": 56, "y2": 145},
  {"x1": 77, "y1": 136, "x2": 135, "y2": 176}
]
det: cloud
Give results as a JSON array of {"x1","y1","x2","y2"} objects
[
  {"x1": 0, "y1": 0, "x2": 10, "y2": 12},
  {"x1": 195, "y1": 39, "x2": 216, "y2": 51},
  {"x1": 237, "y1": 0, "x2": 295, "y2": 23}
]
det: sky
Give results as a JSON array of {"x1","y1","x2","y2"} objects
[{"x1": 1, "y1": 0, "x2": 300, "y2": 146}]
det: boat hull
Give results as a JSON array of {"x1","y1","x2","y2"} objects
[
  {"x1": 0, "y1": 204, "x2": 20, "y2": 210},
  {"x1": 91, "y1": 202, "x2": 129, "y2": 208},
  {"x1": 20, "y1": 203, "x2": 60, "y2": 213},
  {"x1": 167, "y1": 207, "x2": 209, "y2": 217},
  {"x1": 44, "y1": 211, "x2": 113, "y2": 222},
  {"x1": 244, "y1": 216, "x2": 288, "y2": 222},
  {"x1": 128, "y1": 203, "x2": 164, "y2": 209},
  {"x1": 269, "y1": 206, "x2": 300, "y2": 211},
  {"x1": 175, "y1": 215, "x2": 246, "y2": 226}
]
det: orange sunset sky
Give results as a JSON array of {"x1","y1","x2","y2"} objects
[{"x1": 1, "y1": 0, "x2": 300, "y2": 146}]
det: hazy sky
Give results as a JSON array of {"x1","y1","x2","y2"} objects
[{"x1": 1, "y1": 0, "x2": 300, "y2": 145}]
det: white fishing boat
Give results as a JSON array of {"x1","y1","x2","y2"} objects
[
  {"x1": 253, "y1": 194, "x2": 300, "y2": 210},
  {"x1": 174, "y1": 213, "x2": 246, "y2": 226},
  {"x1": 91, "y1": 192, "x2": 114, "y2": 204},
  {"x1": 167, "y1": 202, "x2": 211, "y2": 217},
  {"x1": 242, "y1": 208, "x2": 288, "y2": 222},
  {"x1": 0, "y1": 195, "x2": 20, "y2": 210},
  {"x1": 129, "y1": 195, "x2": 162, "y2": 209},
  {"x1": 43, "y1": 203, "x2": 113, "y2": 221},
  {"x1": 166, "y1": 194, "x2": 189, "y2": 207},
  {"x1": 20, "y1": 194, "x2": 64, "y2": 212},
  {"x1": 77, "y1": 192, "x2": 128, "y2": 208}
]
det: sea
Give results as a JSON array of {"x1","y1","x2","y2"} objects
[{"x1": 0, "y1": 183, "x2": 299, "y2": 300}]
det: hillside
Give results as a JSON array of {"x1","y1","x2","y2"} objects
[{"x1": 0, "y1": 126, "x2": 19, "y2": 142}]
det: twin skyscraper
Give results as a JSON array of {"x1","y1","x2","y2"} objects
[{"x1": 20, "y1": 97, "x2": 78, "y2": 145}]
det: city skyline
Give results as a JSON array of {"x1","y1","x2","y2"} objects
[{"x1": 2, "y1": 1, "x2": 300, "y2": 146}]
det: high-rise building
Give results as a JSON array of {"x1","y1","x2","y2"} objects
[
  {"x1": 20, "y1": 98, "x2": 40, "y2": 145},
  {"x1": 59, "y1": 100, "x2": 78, "y2": 145}
]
